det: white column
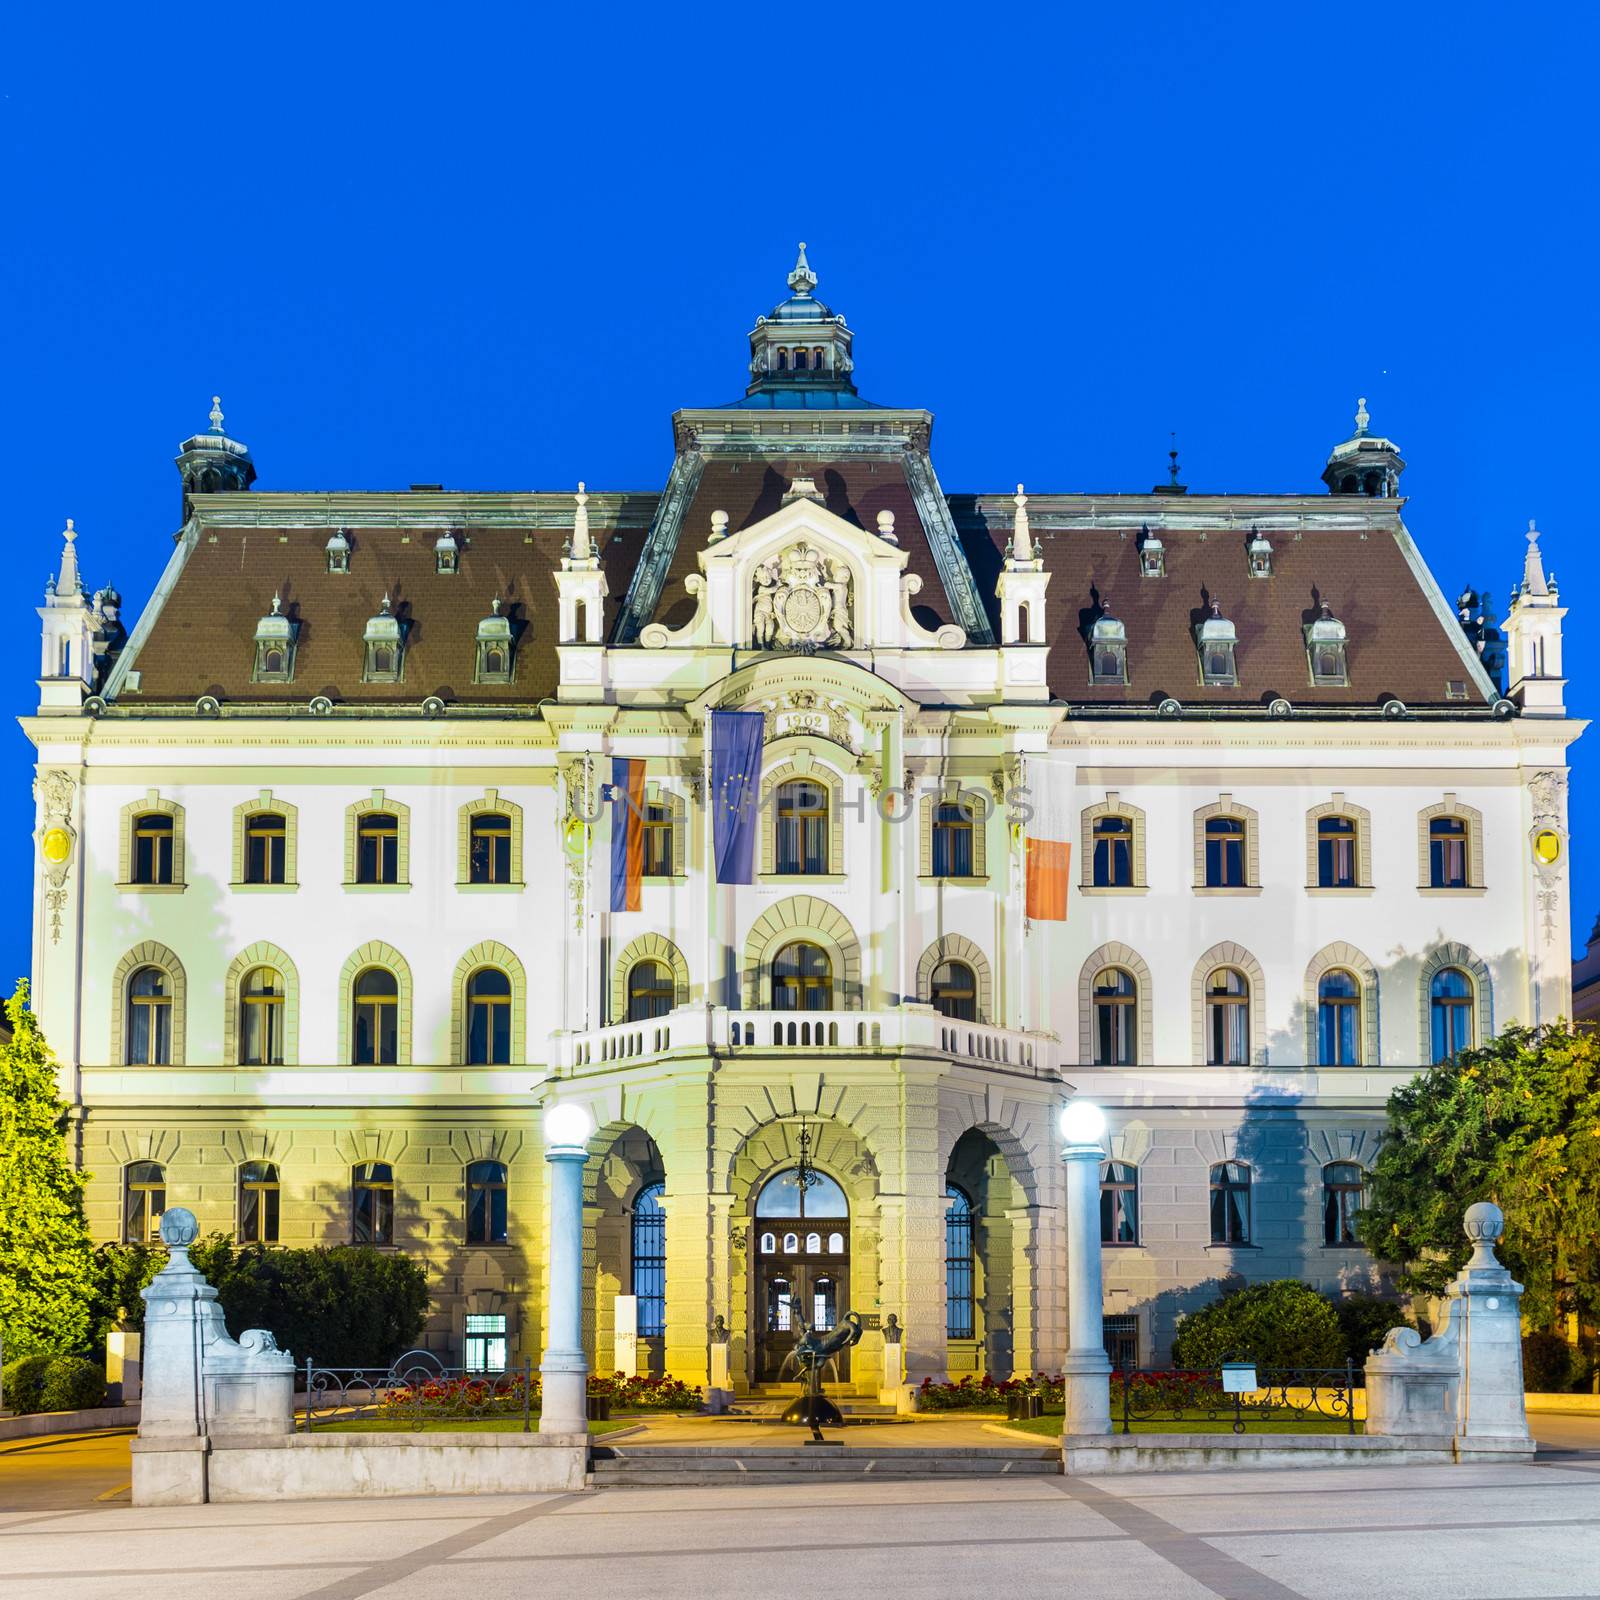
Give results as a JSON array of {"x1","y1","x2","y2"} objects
[
  {"x1": 1059, "y1": 1101, "x2": 1111, "y2": 1437},
  {"x1": 541, "y1": 1104, "x2": 593, "y2": 1437}
]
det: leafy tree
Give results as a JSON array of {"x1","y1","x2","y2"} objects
[
  {"x1": 1170, "y1": 1280, "x2": 1347, "y2": 1371},
  {"x1": 0, "y1": 982, "x2": 96, "y2": 1360},
  {"x1": 1333, "y1": 1295, "x2": 1408, "y2": 1364},
  {"x1": 1357, "y1": 1022, "x2": 1600, "y2": 1332}
]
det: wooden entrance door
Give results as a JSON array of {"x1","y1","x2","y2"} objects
[{"x1": 755, "y1": 1250, "x2": 850, "y2": 1383}]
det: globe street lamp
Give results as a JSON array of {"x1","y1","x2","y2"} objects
[{"x1": 541, "y1": 1100, "x2": 595, "y2": 1436}]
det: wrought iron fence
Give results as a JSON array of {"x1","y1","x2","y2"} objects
[
  {"x1": 1115, "y1": 1363, "x2": 1360, "y2": 1435},
  {"x1": 301, "y1": 1349, "x2": 533, "y2": 1432}
]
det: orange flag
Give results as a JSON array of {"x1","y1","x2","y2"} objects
[{"x1": 1024, "y1": 758, "x2": 1071, "y2": 921}]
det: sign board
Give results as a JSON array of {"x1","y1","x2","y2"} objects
[
  {"x1": 1220, "y1": 1361, "x2": 1258, "y2": 1393},
  {"x1": 614, "y1": 1294, "x2": 638, "y2": 1379},
  {"x1": 859, "y1": 1313, "x2": 881, "y2": 1331}
]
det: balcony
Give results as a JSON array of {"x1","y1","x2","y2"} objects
[{"x1": 554, "y1": 1006, "x2": 1059, "y2": 1078}]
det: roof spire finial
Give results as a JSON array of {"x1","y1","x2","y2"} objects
[
  {"x1": 270, "y1": 591, "x2": 282, "y2": 615},
  {"x1": 1168, "y1": 431, "x2": 1181, "y2": 487},
  {"x1": 380, "y1": 592, "x2": 391, "y2": 615},
  {"x1": 1354, "y1": 396, "x2": 1370, "y2": 435},
  {"x1": 209, "y1": 395, "x2": 225, "y2": 433},
  {"x1": 571, "y1": 481, "x2": 592, "y2": 561},
  {"x1": 491, "y1": 595, "x2": 502, "y2": 616},
  {"x1": 1010, "y1": 484, "x2": 1034, "y2": 564},
  {"x1": 788, "y1": 241, "x2": 817, "y2": 297},
  {"x1": 1522, "y1": 517, "x2": 1550, "y2": 598},
  {"x1": 55, "y1": 517, "x2": 82, "y2": 598}
]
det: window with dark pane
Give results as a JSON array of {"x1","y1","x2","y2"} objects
[
  {"x1": 356, "y1": 813, "x2": 399, "y2": 884},
  {"x1": 244, "y1": 812, "x2": 287, "y2": 884},
  {"x1": 1322, "y1": 1162, "x2": 1365, "y2": 1246},
  {"x1": 1204, "y1": 816, "x2": 1246, "y2": 886},
  {"x1": 944, "y1": 1184, "x2": 974, "y2": 1340},
  {"x1": 466, "y1": 968, "x2": 512, "y2": 1064},
  {"x1": 352, "y1": 1161, "x2": 394, "y2": 1245},
  {"x1": 775, "y1": 780, "x2": 829, "y2": 874},
  {"x1": 1092, "y1": 814, "x2": 1133, "y2": 886},
  {"x1": 931, "y1": 799, "x2": 974, "y2": 878},
  {"x1": 466, "y1": 1159, "x2": 508, "y2": 1245},
  {"x1": 1100, "y1": 1161, "x2": 1139, "y2": 1246},
  {"x1": 469, "y1": 813, "x2": 512, "y2": 884},
  {"x1": 239, "y1": 1161, "x2": 280, "y2": 1244},
  {"x1": 1317, "y1": 815, "x2": 1357, "y2": 888},
  {"x1": 132, "y1": 813, "x2": 174, "y2": 884},
  {"x1": 1209, "y1": 1161, "x2": 1251, "y2": 1244},
  {"x1": 352, "y1": 968, "x2": 399, "y2": 1064},
  {"x1": 632, "y1": 1182, "x2": 666, "y2": 1337}
]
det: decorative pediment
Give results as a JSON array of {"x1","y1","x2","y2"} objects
[{"x1": 640, "y1": 495, "x2": 964, "y2": 654}]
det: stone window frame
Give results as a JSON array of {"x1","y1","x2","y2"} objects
[
  {"x1": 761, "y1": 759, "x2": 845, "y2": 881},
  {"x1": 451, "y1": 940, "x2": 528, "y2": 1066},
  {"x1": 1079, "y1": 793, "x2": 1148, "y2": 892},
  {"x1": 610, "y1": 933, "x2": 691, "y2": 1023},
  {"x1": 456, "y1": 789, "x2": 525, "y2": 889},
  {"x1": 741, "y1": 894, "x2": 862, "y2": 1009},
  {"x1": 1303, "y1": 941, "x2": 1379, "y2": 1067},
  {"x1": 110, "y1": 941, "x2": 187, "y2": 1066},
  {"x1": 1417, "y1": 942, "x2": 1493, "y2": 1063},
  {"x1": 338, "y1": 941, "x2": 414, "y2": 1066},
  {"x1": 1078, "y1": 941, "x2": 1154, "y2": 1067},
  {"x1": 117, "y1": 790, "x2": 186, "y2": 892},
  {"x1": 344, "y1": 790, "x2": 412, "y2": 890},
  {"x1": 222, "y1": 942, "x2": 302, "y2": 1066},
  {"x1": 231, "y1": 791, "x2": 299, "y2": 891},
  {"x1": 1190, "y1": 941, "x2": 1267, "y2": 1066},
  {"x1": 639, "y1": 783, "x2": 688, "y2": 882},
  {"x1": 1417, "y1": 794, "x2": 1486, "y2": 892},
  {"x1": 1193, "y1": 794, "x2": 1260, "y2": 892},
  {"x1": 915, "y1": 934, "x2": 994, "y2": 1023},
  {"x1": 1304, "y1": 794, "x2": 1372, "y2": 892},
  {"x1": 917, "y1": 783, "x2": 990, "y2": 882}
]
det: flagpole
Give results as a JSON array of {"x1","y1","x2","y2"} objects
[
  {"x1": 1018, "y1": 752, "x2": 1028, "y2": 1035},
  {"x1": 703, "y1": 707, "x2": 715, "y2": 1011},
  {"x1": 583, "y1": 754, "x2": 593, "y2": 1033}
]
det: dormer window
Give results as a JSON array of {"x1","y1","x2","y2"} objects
[
  {"x1": 1089, "y1": 606, "x2": 1127, "y2": 685},
  {"x1": 1305, "y1": 604, "x2": 1349, "y2": 687},
  {"x1": 1247, "y1": 530, "x2": 1273, "y2": 579},
  {"x1": 252, "y1": 595, "x2": 298, "y2": 684},
  {"x1": 362, "y1": 595, "x2": 405, "y2": 683},
  {"x1": 435, "y1": 531, "x2": 459, "y2": 575},
  {"x1": 326, "y1": 529, "x2": 351, "y2": 574},
  {"x1": 1139, "y1": 531, "x2": 1165, "y2": 579},
  {"x1": 1196, "y1": 602, "x2": 1237, "y2": 687},
  {"x1": 475, "y1": 597, "x2": 514, "y2": 685}
]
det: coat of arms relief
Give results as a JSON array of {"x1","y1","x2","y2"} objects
[{"x1": 753, "y1": 542, "x2": 854, "y2": 651}]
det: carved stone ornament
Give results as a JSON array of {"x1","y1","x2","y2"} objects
[
  {"x1": 1528, "y1": 769, "x2": 1566, "y2": 825},
  {"x1": 37, "y1": 769, "x2": 75, "y2": 824},
  {"x1": 753, "y1": 542, "x2": 854, "y2": 651}
]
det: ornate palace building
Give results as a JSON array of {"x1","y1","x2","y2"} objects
[{"x1": 24, "y1": 249, "x2": 1582, "y2": 1393}]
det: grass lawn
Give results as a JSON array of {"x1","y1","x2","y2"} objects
[
  {"x1": 1001, "y1": 1409, "x2": 1363, "y2": 1439},
  {"x1": 311, "y1": 1414, "x2": 641, "y2": 1435}
]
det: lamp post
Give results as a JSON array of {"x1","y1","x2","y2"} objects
[
  {"x1": 1059, "y1": 1100, "x2": 1112, "y2": 1437},
  {"x1": 541, "y1": 1100, "x2": 594, "y2": 1436}
]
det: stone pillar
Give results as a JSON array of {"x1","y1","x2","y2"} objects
[
  {"x1": 541, "y1": 1105, "x2": 591, "y2": 1437},
  {"x1": 660, "y1": 1079, "x2": 713, "y2": 1388},
  {"x1": 1452, "y1": 1201, "x2": 1534, "y2": 1447},
  {"x1": 1059, "y1": 1103, "x2": 1111, "y2": 1436},
  {"x1": 707, "y1": 1319, "x2": 733, "y2": 1412},
  {"x1": 1007, "y1": 1205, "x2": 1038, "y2": 1377},
  {"x1": 106, "y1": 1329, "x2": 142, "y2": 1404},
  {"x1": 898, "y1": 1076, "x2": 948, "y2": 1388}
]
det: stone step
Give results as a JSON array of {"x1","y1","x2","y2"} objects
[{"x1": 590, "y1": 1444, "x2": 1061, "y2": 1484}]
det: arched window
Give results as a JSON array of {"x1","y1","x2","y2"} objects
[
  {"x1": 469, "y1": 814, "x2": 512, "y2": 884},
  {"x1": 782, "y1": 1231, "x2": 799, "y2": 1252},
  {"x1": 125, "y1": 1161, "x2": 166, "y2": 1243},
  {"x1": 759, "y1": 1231, "x2": 776, "y2": 1254},
  {"x1": 755, "y1": 1168, "x2": 848, "y2": 1217},
  {"x1": 357, "y1": 813, "x2": 400, "y2": 884},
  {"x1": 352, "y1": 1161, "x2": 394, "y2": 1244},
  {"x1": 1100, "y1": 1160, "x2": 1139, "y2": 1245},
  {"x1": 945, "y1": 1183, "x2": 974, "y2": 1340},
  {"x1": 772, "y1": 941, "x2": 832, "y2": 1011},
  {"x1": 805, "y1": 1231, "x2": 822, "y2": 1252},
  {"x1": 1317, "y1": 815, "x2": 1357, "y2": 888},
  {"x1": 352, "y1": 968, "x2": 399, "y2": 1065},
  {"x1": 239, "y1": 966, "x2": 285, "y2": 1066},
  {"x1": 244, "y1": 812, "x2": 287, "y2": 884},
  {"x1": 1322, "y1": 1162, "x2": 1366, "y2": 1246},
  {"x1": 775, "y1": 780, "x2": 829, "y2": 874},
  {"x1": 466, "y1": 968, "x2": 512, "y2": 1064},
  {"x1": 627, "y1": 960, "x2": 675, "y2": 1021},
  {"x1": 466, "y1": 1159, "x2": 508, "y2": 1244},
  {"x1": 930, "y1": 961, "x2": 977, "y2": 1021},
  {"x1": 1205, "y1": 968, "x2": 1250, "y2": 1065},
  {"x1": 1430, "y1": 967, "x2": 1474, "y2": 1061},
  {"x1": 1205, "y1": 816, "x2": 1246, "y2": 886},
  {"x1": 1093, "y1": 815, "x2": 1133, "y2": 887},
  {"x1": 827, "y1": 1231, "x2": 844, "y2": 1253},
  {"x1": 132, "y1": 814, "x2": 174, "y2": 885},
  {"x1": 1209, "y1": 1161, "x2": 1251, "y2": 1244},
  {"x1": 632, "y1": 1181, "x2": 666, "y2": 1337},
  {"x1": 1093, "y1": 968, "x2": 1137, "y2": 1066},
  {"x1": 931, "y1": 800, "x2": 974, "y2": 877},
  {"x1": 126, "y1": 967, "x2": 172, "y2": 1065},
  {"x1": 776, "y1": 348, "x2": 789, "y2": 370},
  {"x1": 239, "y1": 1161, "x2": 280, "y2": 1244},
  {"x1": 1317, "y1": 970, "x2": 1362, "y2": 1066},
  {"x1": 1429, "y1": 816, "x2": 1469, "y2": 889}
]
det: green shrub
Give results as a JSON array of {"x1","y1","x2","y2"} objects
[
  {"x1": 1170, "y1": 1280, "x2": 1346, "y2": 1371},
  {"x1": 1334, "y1": 1296, "x2": 1407, "y2": 1364},
  {"x1": 39, "y1": 1356, "x2": 106, "y2": 1412},
  {"x1": 1, "y1": 1353, "x2": 54, "y2": 1413},
  {"x1": 1522, "y1": 1332, "x2": 1580, "y2": 1393}
]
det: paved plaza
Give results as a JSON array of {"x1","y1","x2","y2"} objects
[{"x1": 2, "y1": 1420, "x2": 1599, "y2": 1600}]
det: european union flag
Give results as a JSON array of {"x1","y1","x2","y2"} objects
[{"x1": 711, "y1": 710, "x2": 764, "y2": 884}]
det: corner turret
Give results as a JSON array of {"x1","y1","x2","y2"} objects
[{"x1": 175, "y1": 396, "x2": 256, "y2": 525}]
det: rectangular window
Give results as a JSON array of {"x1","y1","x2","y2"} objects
[
  {"x1": 352, "y1": 1173, "x2": 394, "y2": 1245},
  {"x1": 632, "y1": 1195, "x2": 667, "y2": 1339},
  {"x1": 245, "y1": 814, "x2": 287, "y2": 884},
  {"x1": 1430, "y1": 818, "x2": 1468, "y2": 888},
  {"x1": 1205, "y1": 820, "x2": 1246, "y2": 887},
  {"x1": 357, "y1": 815, "x2": 399, "y2": 884},
  {"x1": 1317, "y1": 818, "x2": 1357, "y2": 888},
  {"x1": 641, "y1": 804, "x2": 673, "y2": 877},
  {"x1": 775, "y1": 783, "x2": 828, "y2": 874},
  {"x1": 1092, "y1": 816, "x2": 1133, "y2": 887},
  {"x1": 469, "y1": 815, "x2": 513, "y2": 884},
  {"x1": 133, "y1": 815, "x2": 174, "y2": 884},
  {"x1": 945, "y1": 1204, "x2": 974, "y2": 1341},
  {"x1": 931, "y1": 801, "x2": 974, "y2": 878},
  {"x1": 464, "y1": 1313, "x2": 508, "y2": 1373}
]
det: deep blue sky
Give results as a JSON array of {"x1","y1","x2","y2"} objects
[{"x1": 2, "y1": 5, "x2": 1595, "y2": 987}]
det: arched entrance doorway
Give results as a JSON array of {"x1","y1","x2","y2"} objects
[{"x1": 752, "y1": 1167, "x2": 850, "y2": 1382}]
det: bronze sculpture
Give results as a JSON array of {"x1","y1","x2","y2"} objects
[{"x1": 780, "y1": 1310, "x2": 864, "y2": 1440}]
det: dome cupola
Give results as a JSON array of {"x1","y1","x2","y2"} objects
[
  {"x1": 744, "y1": 244, "x2": 858, "y2": 401},
  {"x1": 1323, "y1": 397, "x2": 1404, "y2": 497}
]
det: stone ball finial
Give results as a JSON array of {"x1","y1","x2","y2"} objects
[
  {"x1": 876, "y1": 509, "x2": 896, "y2": 542},
  {"x1": 1464, "y1": 1200, "x2": 1504, "y2": 1243},
  {"x1": 709, "y1": 509, "x2": 729, "y2": 543},
  {"x1": 159, "y1": 1207, "x2": 200, "y2": 1248}
]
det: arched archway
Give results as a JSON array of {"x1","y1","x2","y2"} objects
[{"x1": 584, "y1": 1121, "x2": 666, "y2": 1377}]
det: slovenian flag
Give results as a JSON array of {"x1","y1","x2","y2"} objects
[
  {"x1": 609, "y1": 757, "x2": 646, "y2": 912},
  {"x1": 711, "y1": 710, "x2": 765, "y2": 884},
  {"x1": 1024, "y1": 755, "x2": 1070, "y2": 921}
]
